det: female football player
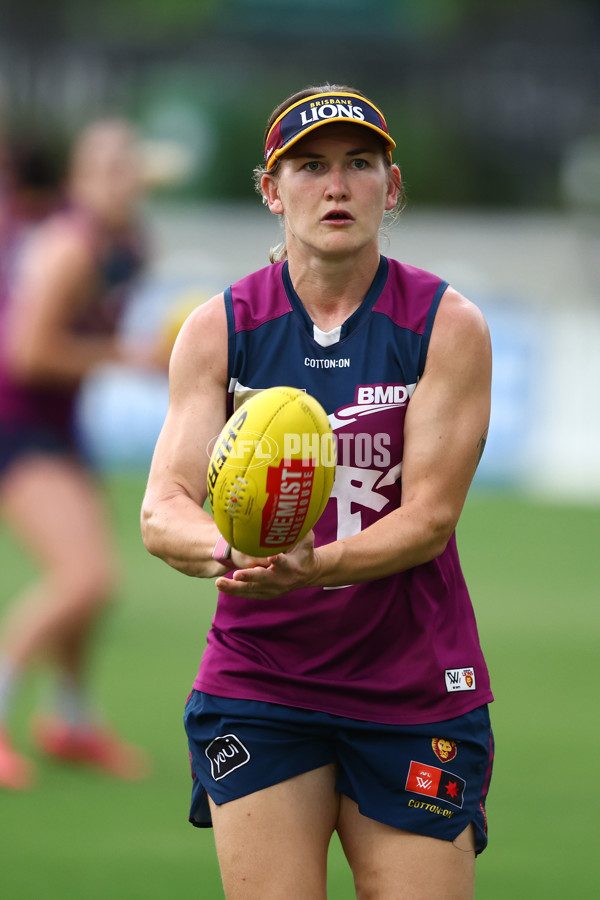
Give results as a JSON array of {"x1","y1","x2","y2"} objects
[
  {"x1": 142, "y1": 84, "x2": 494, "y2": 899},
  {"x1": 0, "y1": 119, "x2": 158, "y2": 789}
]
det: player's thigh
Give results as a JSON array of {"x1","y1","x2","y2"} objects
[
  {"x1": 337, "y1": 794, "x2": 475, "y2": 900},
  {"x1": 0, "y1": 454, "x2": 117, "y2": 582},
  {"x1": 209, "y1": 763, "x2": 339, "y2": 900}
]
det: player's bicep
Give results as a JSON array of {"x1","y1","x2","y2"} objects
[
  {"x1": 145, "y1": 294, "x2": 229, "y2": 507},
  {"x1": 400, "y1": 289, "x2": 491, "y2": 523}
]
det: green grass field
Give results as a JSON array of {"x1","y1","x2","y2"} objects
[{"x1": 1, "y1": 478, "x2": 598, "y2": 899}]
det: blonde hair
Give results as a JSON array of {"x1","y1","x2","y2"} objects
[{"x1": 253, "y1": 84, "x2": 406, "y2": 263}]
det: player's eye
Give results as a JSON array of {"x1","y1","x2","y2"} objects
[
  {"x1": 351, "y1": 158, "x2": 369, "y2": 169},
  {"x1": 304, "y1": 160, "x2": 322, "y2": 172}
]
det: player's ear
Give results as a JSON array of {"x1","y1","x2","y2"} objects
[
  {"x1": 261, "y1": 173, "x2": 284, "y2": 215},
  {"x1": 384, "y1": 164, "x2": 401, "y2": 211}
]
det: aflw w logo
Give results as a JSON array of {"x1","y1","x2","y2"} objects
[
  {"x1": 444, "y1": 668, "x2": 476, "y2": 693},
  {"x1": 417, "y1": 776, "x2": 433, "y2": 790}
]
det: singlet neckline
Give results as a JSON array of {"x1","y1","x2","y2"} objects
[{"x1": 282, "y1": 256, "x2": 389, "y2": 346}]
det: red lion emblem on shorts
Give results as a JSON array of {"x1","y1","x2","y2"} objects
[{"x1": 431, "y1": 738, "x2": 458, "y2": 763}]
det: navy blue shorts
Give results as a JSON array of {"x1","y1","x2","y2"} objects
[
  {"x1": 0, "y1": 420, "x2": 83, "y2": 480},
  {"x1": 184, "y1": 691, "x2": 494, "y2": 855}
]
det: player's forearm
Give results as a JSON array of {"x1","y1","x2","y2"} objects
[
  {"x1": 140, "y1": 493, "x2": 224, "y2": 577},
  {"x1": 311, "y1": 505, "x2": 455, "y2": 588}
]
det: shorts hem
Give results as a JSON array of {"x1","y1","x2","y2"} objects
[
  {"x1": 188, "y1": 756, "x2": 336, "y2": 828},
  {"x1": 340, "y1": 788, "x2": 488, "y2": 855}
]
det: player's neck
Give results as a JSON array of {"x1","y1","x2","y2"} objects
[{"x1": 287, "y1": 248, "x2": 380, "y2": 332}]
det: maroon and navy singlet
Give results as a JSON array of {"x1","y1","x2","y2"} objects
[{"x1": 194, "y1": 256, "x2": 493, "y2": 725}]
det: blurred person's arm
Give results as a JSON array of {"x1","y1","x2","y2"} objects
[{"x1": 4, "y1": 220, "x2": 160, "y2": 385}]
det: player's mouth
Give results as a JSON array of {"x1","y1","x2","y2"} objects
[{"x1": 321, "y1": 209, "x2": 354, "y2": 225}]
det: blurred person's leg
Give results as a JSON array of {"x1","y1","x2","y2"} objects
[
  {"x1": 0, "y1": 454, "x2": 117, "y2": 669},
  {"x1": 0, "y1": 454, "x2": 148, "y2": 787}
]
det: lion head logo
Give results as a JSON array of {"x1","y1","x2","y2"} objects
[{"x1": 432, "y1": 738, "x2": 458, "y2": 763}]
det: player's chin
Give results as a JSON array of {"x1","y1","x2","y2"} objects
[
  {"x1": 319, "y1": 224, "x2": 355, "y2": 243},
  {"x1": 319, "y1": 232, "x2": 366, "y2": 259}
]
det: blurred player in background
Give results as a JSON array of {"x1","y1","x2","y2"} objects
[
  {"x1": 0, "y1": 132, "x2": 64, "y2": 286},
  {"x1": 142, "y1": 84, "x2": 494, "y2": 898},
  {"x1": 0, "y1": 118, "x2": 161, "y2": 790}
]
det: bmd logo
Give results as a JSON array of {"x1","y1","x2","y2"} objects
[
  {"x1": 356, "y1": 384, "x2": 409, "y2": 405},
  {"x1": 328, "y1": 381, "x2": 414, "y2": 431}
]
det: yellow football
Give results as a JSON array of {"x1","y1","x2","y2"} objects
[{"x1": 207, "y1": 387, "x2": 336, "y2": 556}]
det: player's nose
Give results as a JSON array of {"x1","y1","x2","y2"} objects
[{"x1": 325, "y1": 165, "x2": 350, "y2": 200}]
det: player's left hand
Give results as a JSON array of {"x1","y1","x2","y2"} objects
[{"x1": 215, "y1": 531, "x2": 318, "y2": 600}]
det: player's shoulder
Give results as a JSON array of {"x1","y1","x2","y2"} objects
[
  {"x1": 384, "y1": 256, "x2": 447, "y2": 295},
  {"x1": 428, "y1": 285, "x2": 491, "y2": 371},
  {"x1": 28, "y1": 209, "x2": 96, "y2": 263},
  {"x1": 231, "y1": 260, "x2": 284, "y2": 293},
  {"x1": 168, "y1": 292, "x2": 228, "y2": 381},
  {"x1": 228, "y1": 261, "x2": 289, "y2": 328},
  {"x1": 17, "y1": 212, "x2": 100, "y2": 287},
  {"x1": 436, "y1": 285, "x2": 489, "y2": 338},
  {"x1": 176, "y1": 292, "x2": 227, "y2": 344},
  {"x1": 376, "y1": 256, "x2": 447, "y2": 331}
]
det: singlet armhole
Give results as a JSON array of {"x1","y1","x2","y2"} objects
[
  {"x1": 417, "y1": 280, "x2": 449, "y2": 377},
  {"x1": 224, "y1": 286, "x2": 236, "y2": 382}
]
